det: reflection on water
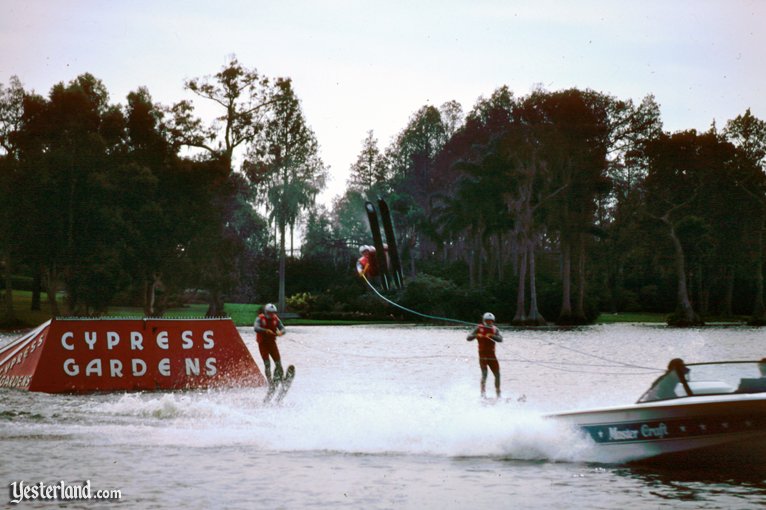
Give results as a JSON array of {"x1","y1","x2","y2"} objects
[
  {"x1": 616, "y1": 465, "x2": 766, "y2": 506},
  {"x1": 1, "y1": 323, "x2": 765, "y2": 508}
]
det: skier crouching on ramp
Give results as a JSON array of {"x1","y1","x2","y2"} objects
[
  {"x1": 254, "y1": 303, "x2": 286, "y2": 384},
  {"x1": 466, "y1": 312, "x2": 503, "y2": 399}
]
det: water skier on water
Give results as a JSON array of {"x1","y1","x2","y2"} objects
[
  {"x1": 467, "y1": 312, "x2": 503, "y2": 399},
  {"x1": 254, "y1": 303, "x2": 286, "y2": 384}
]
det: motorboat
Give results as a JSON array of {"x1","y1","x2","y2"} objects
[{"x1": 553, "y1": 360, "x2": 766, "y2": 464}]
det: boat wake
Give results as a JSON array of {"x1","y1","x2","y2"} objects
[{"x1": 2, "y1": 384, "x2": 597, "y2": 463}]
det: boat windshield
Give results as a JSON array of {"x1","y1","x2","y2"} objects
[{"x1": 637, "y1": 361, "x2": 766, "y2": 403}]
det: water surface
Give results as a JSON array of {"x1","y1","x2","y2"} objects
[{"x1": 1, "y1": 324, "x2": 764, "y2": 508}]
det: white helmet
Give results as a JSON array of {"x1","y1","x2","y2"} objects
[
  {"x1": 482, "y1": 312, "x2": 495, "y2": 322},
  {"x1": 265, "y1": 303, "x2": 277, "y2": 313},
  {"x1": 359, "y1": 245, "x2": 370, "y2": 254}
]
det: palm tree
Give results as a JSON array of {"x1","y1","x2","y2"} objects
[{"x1": 247, "y1": 80, "x2": 326, "y2": 312}]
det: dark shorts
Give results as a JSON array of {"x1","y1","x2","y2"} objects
[{"x1": 257, "y1": 337, "x2": 281, "y2": 363}]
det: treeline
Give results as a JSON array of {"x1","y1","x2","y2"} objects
[
  {"x1": 2, "y1": 59, "x2": 765, "y2": 327},
  {"x1": 311, "y1": 88, "x2": 766, "y2": 326},
  {"x1": 0, "y1": 58, "x2": 326, "y2": 325}
]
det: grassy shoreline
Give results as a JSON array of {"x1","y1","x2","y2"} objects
[{"x1": 0, "y1": 291, "x2": 751, "y2": 330}]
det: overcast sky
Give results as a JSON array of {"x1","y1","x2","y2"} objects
[{"x1": 2, "y1": 0, "x2": 764, "y2": 202}]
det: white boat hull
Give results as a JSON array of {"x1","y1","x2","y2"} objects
[{"x1": 553, "y1": 393, "x2": 766, "y2": 464}]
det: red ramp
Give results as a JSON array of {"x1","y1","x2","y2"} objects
[{"x1": 0, "y1": 318, "x2": 265, "y2": 393}]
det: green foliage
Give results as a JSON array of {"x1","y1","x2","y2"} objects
[
  {"x1": 347, "y1": 130, "x2": 388, "y2": 192},
  {"x1": 416, "y1": 259, "x2": 469, "y2": 287},
  {"x1": 331, "y1": 190, "x2": 369, "y2": 248},
  {"x1": 286, "y1": 292, "x2": 316, "y2": 313},
  {"x1": 2, "y1": 63, "x2": 281, "y2": 317},
  {"x1": 222, "y1": 303, "x2": 261, "y2": 325},
  {"x1": 3, "y1": 67, "x2": 766, "y2": 327},
  {"x1": 0, "y1": 290, "x2": 66, "y2": 328},
  {"x1": 399, "y1": 274, "x2": 458, "y2": 317},
  {"x1": 397, "y1": 274, "x2": 501, "y2": 323}
]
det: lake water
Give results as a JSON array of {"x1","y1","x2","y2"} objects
[{"x1": 1, "y1": 323, "x2": 765, "y2": 509}]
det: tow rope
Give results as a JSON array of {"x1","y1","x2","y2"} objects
[
  {"x1": 284, "y1": 336, "x2": 660, "y2": 375},
  {"x1": 361, "y1": 274, "x2": 474, "y2": 326},
  {"x1": 360, "y1": 275, "x2": 663, "y2": 374}
]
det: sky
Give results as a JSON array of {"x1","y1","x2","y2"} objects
[{"x1": 2, "y1": 0, "x2": 764, "y2": 204}]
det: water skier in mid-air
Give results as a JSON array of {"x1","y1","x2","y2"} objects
[{"x1": 356, "y1": 245, "x2": 376, "y2": 278}]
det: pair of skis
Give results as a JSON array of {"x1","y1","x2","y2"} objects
[
  {"x1": 364, "y1": 198, "x2": 404, "y2": 291},
  {"x1": 263, "y1": 364, "x2": 295, "y2": 404}
]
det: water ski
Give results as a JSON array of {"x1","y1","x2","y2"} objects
[
  {"x1": 263, "y1": 365, "x2": 295, "y2": 404},
  {"x1": 377, "y1": 198, "x2": 404, "y2": 289},
  {"x1": 263, "y1": 367, "x2": 282, "y2": 404},
  {"x1": 274, "y1": 365, "x2": 295, "y2": 404},
  {"x1": 363, "y1": 198, "x2": 404, "y2": 290},
  {"x1": 364, "y1": 201, "x2": 392, "y2": 291}
]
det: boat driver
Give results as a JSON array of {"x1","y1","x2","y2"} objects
[
  {"x1": 759, "y1": 358, "x2": 766, "y2": 377},
  {"x1": 644, "y1": 358, "x2": 691, "y2": 401}
]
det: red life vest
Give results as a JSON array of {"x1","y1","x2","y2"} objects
[
  {"x1": 256, "y1": 313, "x2": 281, "y2": 343},
  {"x1": 475, "y1": 324, "x2": 497, "y2": 358},
  {"x1": 358, "y1": 253, "x2": 379, "y2": 276}
]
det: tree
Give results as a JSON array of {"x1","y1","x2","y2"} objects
[
  {"x1": 170, "y1": 56, "x2": 278, "y2": 168},
  {"x1": 466, "y1": 86, "x2": 514, "y2": 130},
  {"x1": 15, "y1": 74, "x2": 128, "y2": 315},
  {"x1": 521, "y1": 89, "x2": 613, "y2": 324},
  {"x1": 483, "y1": 119, "x2": 558, "y2": 326},
  {"x1": 442, "y1": 88, "x2": 515, "y2": 282},
  {"x1": 167, "y1": 57, "x2": 279, "y2": 315},
  {"x1": 302, "y1": 205, "x2": 334, "y2": 260},
  {"x1": 386, "y1": 104, "x2": 453, "y2": 272},
  {"x1": 596, "y1": 94, "x2": 663, "y2": 313},
  {"x1": 117, "y1": 87, "x2": 193, "y2": 316},
  {"x1": 434, "y1": 173, "x2": 493, "y2": 289},
  {"x1": 388, "y1": 105, "x2": 450, "y2": 182},
  {"x1": 439, "y1": 100, "x2": 464, "y2": 138},
  {"x1": 432, "y1": 88, "x2": 556, "y2": 324},
  {"x1": 0, "y1": 76, "x2": 25, "y2": 323},
  {"x1": 642, "y1": 130, "x2": 742, "y2": 326},
  {"x1": 724, "y1": 110, "x2": 766, "y2": 324},
  {"x1": 246, "y1": 79, "x2": 326, "y2": 312},
  {"x1": 15, "y1": 91, "x2": 61, "y2": 314},
  {"x1": 347, "y1": 130, "x2": 388, "y2": 192},
  {"x1": 332, "y1": 189, "x2": 371, "y2": 249}
]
